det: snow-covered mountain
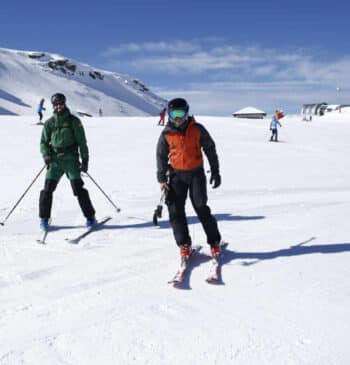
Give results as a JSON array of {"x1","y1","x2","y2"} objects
[{"x1": 0, "y1": 47, "x2": 167, "y2": 117}]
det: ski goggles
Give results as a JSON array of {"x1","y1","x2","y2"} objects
[{"x1": 169, "y1": 109, "x2": 187, "y2": 119}]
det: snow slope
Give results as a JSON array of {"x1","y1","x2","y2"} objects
[
  {"x1": 0, "y1": 112, "x2": 349, "y2": 364},
  {"x1": 0, "y1": 48, "x2": 166, "y2": 117}
]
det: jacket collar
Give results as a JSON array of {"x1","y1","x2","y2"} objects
[
  {"x1": 164, "y1": 116, "x2": 194, "y2": 134},
  {"x1": 53, "y1": 107, "x2": 71, "y2": 126}
]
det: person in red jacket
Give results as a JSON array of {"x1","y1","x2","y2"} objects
[
  {"x1": 158, "y1": 107, "x2": 166, "y2": 126},
  {"x1": 156, "y1": 98, "x2": 221, "y2": 261}
]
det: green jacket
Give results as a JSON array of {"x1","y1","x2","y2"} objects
[{"x1": 40, "y1": 108, "x2": 89, "y2": 160}]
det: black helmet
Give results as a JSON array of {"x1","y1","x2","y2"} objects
[
  {"x1": 167, "y1": 98, "x2": 189, "y2": 123},
  {"x1": 167, "y1": 98, "x2": 189, "y2": 113},
  {"x1": 51, "y1": 93, "x2": 66, "y2": 105}
]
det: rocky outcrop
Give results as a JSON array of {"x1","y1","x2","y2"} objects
[
  {"x1": 47, "y1": 59, "x2": 77, "y2": 74},
  {"x1": 89, "y1": 71, "x2": 104, "y2": 80},
  {"x1": 28, "y1": 53, "x2": 45, "y2": 59},
  {"x1": 132, "y1": 79, "x2": 149, "y2": 92}
]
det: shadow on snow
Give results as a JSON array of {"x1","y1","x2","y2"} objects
[
  {"x1": 221, "y1": 237, "x2": 350, "y2": 267},
  {"x1": 104, "y1": 213, "x2": 265, "y2": 230},
  {"x1": 177, "y1": 237, "x2": 350, "y2": 287}
]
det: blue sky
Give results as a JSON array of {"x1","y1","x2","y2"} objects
[{"x1": 1, "y1": 0, "x2": 349, "y2": 115}]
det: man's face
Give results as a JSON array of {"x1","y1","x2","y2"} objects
[
  {"x1": 53, "y1": 102, "x2": 65, "y2": 114},
  {"x1": 174, "y1": 117, "x2": 187, "y2": 127}
]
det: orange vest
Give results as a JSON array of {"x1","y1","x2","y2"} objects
[{"x1": 165, "y1": 120, "x2": 203, "y2": 171}]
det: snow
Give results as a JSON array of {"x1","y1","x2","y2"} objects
[
  {"x1": 0, "y1": 112, "x2": 350, "y2": 364},
  {"x1": 0, "y1": 48, "x2": 166, "y2": 117}
]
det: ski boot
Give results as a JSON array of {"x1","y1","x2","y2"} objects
[
  {"x1": 180, "y1": 244, "x2": 192, "y2": 264},
  {"x1": 210, "y1": 242, "x2": 221, "y2": 259},
  {"x1": 85, "y1": 217, "x2": 97, "y2": 227},
  {"x1": 40, "y1": 218, "x2": 49, "y2": 231}
]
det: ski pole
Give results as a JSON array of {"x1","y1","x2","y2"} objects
[
  {"x1": 0, "y1": 164, "x2": 46, "y2": 226},
  {"x1": 84, "y1": 172, "x2": 121, "y2": 213},
  {"x1": 153, "y1": 190, "x2": 166, "y2": 225}
]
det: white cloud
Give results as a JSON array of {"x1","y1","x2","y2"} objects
[
  {"x1": 102, "y1": 39, "x2": 350, "y2": 114},
  {"x1": 104, "y1": 40, "x2": 350, "y2": 83},
  {"x1": 104, "y1": 40, "x2": 202, "y2": 56},
  {"x1": 153, "y1": 80, "x2": 349, "y2": 115}
]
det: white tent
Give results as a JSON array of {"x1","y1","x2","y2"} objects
[{"x1": 233, "y1": 106, "x2": 266, "y2": 119}]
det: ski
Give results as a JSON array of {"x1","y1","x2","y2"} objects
[
  {"x1": 65, "y1": 216, "x2": 112, "y2": 244},
  {"x1": 205, "y1": 243, "x2": 228, "y2": 284},
  {"x1": 206, "y1": 255, "x2": 220, "y2": 284},
  {"x1": 36, "y1": 228, "x2": 50, "y2": 245},
  {"x1": 36, "y1": 219, "x2": 52, "y2": 244},
  {"x1": 168, "y1": 245, "x2": 202, "y2": 287}
]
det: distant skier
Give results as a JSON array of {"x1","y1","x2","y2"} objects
[
  {"x1": 156, "y1": 98, "x2": 222, "y2": 261},
  {"x1": 269, "y1": 109, "x2": 283, "y2": 142},
  {"x1": 99, "y1": 108, "x2": 103, "y2": 117},
  {"x1": 37, "y1": 98, "x2": 46, "y2": 125},
  {"x1": 158, "y1": 107, "x2": 166, "y2": 126},
  {"x1": 38, "y1": 93, "x2": 97, "y2": 230}
]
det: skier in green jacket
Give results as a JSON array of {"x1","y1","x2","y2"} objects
[{"x1": 39, "y1": 93, "x2": 96, "y2": 230}]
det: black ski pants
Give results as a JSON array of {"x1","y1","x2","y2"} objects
[
  {"x1": 39, "y1": 178, "x2": 95, "y2": 219},
  {"x1": 166, "y1": 168, "x2": 221, "y2": 247},
  {"x1": 270, "y1": 129, "x2": 278, "y2": 141}
]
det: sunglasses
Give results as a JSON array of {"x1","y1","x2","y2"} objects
[
  {"x1": 53, "y1": 102, "x2": 65, "y2": 107},
  {"x1": 169, "y1": 109, "x2": 187, "y2": 119}
]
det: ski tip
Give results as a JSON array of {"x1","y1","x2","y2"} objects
[
  {"x1": 206, "y1": 278, "x2": 221, "y2": 285},
  {"x1": 64, "y1": 237, "x2": 78, "y2": 244},
  {"x1": 192, "y1": 245, "x2": 202, "y2": 252},
  {"x1": 100, "y1": 216, "x2": 112, "y2": 223},
  {"x1": 67, "y1": 239, "x2": 79, "y2": 244},
  {"x1": 168, "y1": 276, "x2": 183, "y2": 286},
  {"x1": 172, "y1": 283, "x2": 184, "y2": 289},
  {"x1": 63, "y1": 238, "x2": 74, "y2": 244},
  {"x1": 206, "y1": 276, "x2": 224, "y2": 285},
  {"x1": 169, "y1": 280, "x2": 187, "y2": 289},
  {"x1": 168, "y1": 280, "x2": 178, "y2": 285}
]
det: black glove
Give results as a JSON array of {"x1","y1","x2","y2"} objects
[
  {"x1": 43, "y1": 155, "x2": 53, "y2": 166},
  {"x1": 210, "y1": 172, "x2": 221, "y2": 189},
  {"x1": 81, "y1": 159, "x2": 89, "y2": 173}
]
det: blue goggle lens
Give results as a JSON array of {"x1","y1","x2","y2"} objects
[{"x1": 169, "y1": 109, "x2": 187, "y2": 119}]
